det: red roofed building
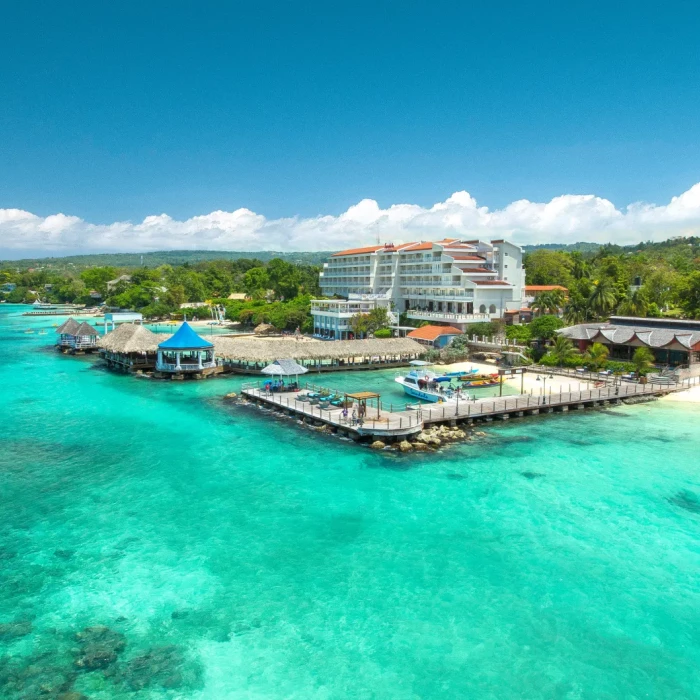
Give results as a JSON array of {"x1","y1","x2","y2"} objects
[
  {"x1": 312, "y1": 238, "x2": 525, "y2": 338},
  {"x1": 407, "y1": 325, "x2": 464, "y2": 348}
]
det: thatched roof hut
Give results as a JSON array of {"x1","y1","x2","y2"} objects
[
  {"x1": 74, "y1": 321, "x2": 100, "y2": 338},
  {"x1": 212, "y1": 337, "x2": 424, "y2": 363},
  {"x1": 56, "y1": 317, "x2": 100, "y2": 351},
  {"x1": 56, "y1": 318, "x2": 81, "y2": 335},
  {"x1": 98, "y1": 324, "x2": 167, "y2": 354}
]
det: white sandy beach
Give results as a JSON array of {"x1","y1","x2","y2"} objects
[
  {"x1": 661, "y1": 384, "x2": 700, "y2": 403},
  {"x1": 434, "y1": 359, "x2": 593, "y2": 395}
]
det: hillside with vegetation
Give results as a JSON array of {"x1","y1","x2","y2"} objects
[
  {"x1": 0, "y1": 249, "x2": 332, "y2": 272},
  {"x1": 0, "y1": 257, "x2": 324, "y2": 332},
  {"x1": 523, "y1": 236, "x2": 700, "y2": 320},
  {"x1": 3, "y1": 236, "x2": 700, "y2": 337}
]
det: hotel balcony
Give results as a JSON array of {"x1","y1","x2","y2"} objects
[{"x1": 406, "y1": 310, "x2": 491, "y2": 324}]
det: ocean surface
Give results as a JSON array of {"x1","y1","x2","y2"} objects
[{"x1": 2, "y1": 304, "x2": 700, "y2": 699}]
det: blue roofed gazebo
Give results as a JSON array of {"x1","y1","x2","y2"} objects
[{"x1": 156, "y1": 322, "x2": 216, "y2": 375}]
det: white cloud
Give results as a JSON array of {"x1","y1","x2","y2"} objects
[{"x1": 2, "y1": 183, "x2": 700, "y2": 256}]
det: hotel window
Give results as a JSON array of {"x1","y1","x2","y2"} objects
[{"x1": 489, "y1": 304, "x2": 497, "y2": 314}]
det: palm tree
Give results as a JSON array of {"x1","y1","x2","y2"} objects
[
  {"x1": 632, "y1": 347, "x2": 655, "y2": 376},
  {"x1": 570, "y1": 252, "x2": 590, "y2": 280},
  {"x1": 618, "y1": 289, "x2": 649, "y2": 317},
  {"x1": 532, "y1": 290, "x2": 566, "y2": 316},
  {"x1": 588, "y1": 279, "x2": 617, "y2": 318},
  {"x1": 549, "y1": 335, "x2": 579, "y2": 366},
  {"x1": 530, "y1": 293, "x2": 549, "y2": 317},
  {"x1": 584, "y1": 342, "x2": 610, "y2": 370},
  {"x1": 563, "y1": 295, "x2": 590, "y2": 325}
]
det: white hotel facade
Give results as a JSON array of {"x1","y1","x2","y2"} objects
[{"x1": 311, "y1": 238, "x2": 525, "y2": 339}]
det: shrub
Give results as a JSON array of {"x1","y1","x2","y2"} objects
[
  {"x1": 373, "y1": 328, "x2": 393, "y2": 338},
  {"x1": 466, "y1": 322, "x2": 499, "y2": 338},
  {"x1": 505, "y1": 324, "x2": 532, "y2": 344},
  {"x1": 529, "y1": 315, "x2": 565, "y2": 340}
]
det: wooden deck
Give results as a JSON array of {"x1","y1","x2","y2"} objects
[
  {"x1": 240, "y1": 381, "x2": 677, "y2": 442},
  {"x1": 418, "y1": 382, "x2": 674, "y2": 423},
  {"x1": 241, "y1": 387, "x2": 422, "y2": 438}
]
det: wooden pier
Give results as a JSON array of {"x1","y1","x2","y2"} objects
[
  {"x1": 417, "y1": 382, "x2": 674, "y2": 424},
  {"x1": 241, "y1": 386, "x2": 423, "y2": 439},
  {"x1": 240, "y1": 380, "x2": 678, "y2": 443}
]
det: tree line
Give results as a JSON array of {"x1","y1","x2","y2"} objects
[
  {"x1": 0, "y1": 258, "x2": 322, "y2": 332},
  {"x1": 524, "y1": 237, "x2": 700, "y2": 321}
]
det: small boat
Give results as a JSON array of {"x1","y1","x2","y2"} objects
[
  {"x1": 32, "y1": 299, "x2": 57, "y2": 310},
  {"x1": 395, "y1": 368, "x2": 469, "y2": 403},
  {"x1": 459, "y1": 373, "x2": 500, "y2": 387},
  {"x1": 440, "y1": 368, "x2": 479, "y2": 379},
  {"x1": 38, "y1": 329, "x2": 47, "y2": 335},
  {"x1": 24, "y1": 329, "x2": 35, "y2": 334}
]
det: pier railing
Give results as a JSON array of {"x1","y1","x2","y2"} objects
[
  {"x1": 239, "y1": 372, "x2": 687, "y2": 440},
  {"x1": 242, "y1": 386, "x2": 423, "y2": 434},
  {"x1": 417, "y1": 381, "x2": 671, "y2": 424}
]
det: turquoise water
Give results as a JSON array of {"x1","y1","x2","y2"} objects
[{"x1": 2, "y1": 304, "x2": 700, "y2": 699}]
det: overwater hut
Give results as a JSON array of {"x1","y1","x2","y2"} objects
[
  {"x1": 261, "y1": 358, "x2": 308, "y2": 390},
  {"x1": 99, "y1": 323, "x2": 165, "y2": 371},
  {"x1": 155, "y1": 321, "x2": 218, "y2": 378},
  {"x1": 213, "y1": 337, "x2": 425, "y2": 374},
  {"x1": 55, "y1": 318, "x2": 100, "y2": 354}
]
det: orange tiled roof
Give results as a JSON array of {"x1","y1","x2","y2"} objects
[
  {"x1": 524, "y1": 285, "x2": 568, "y2": 292},
  {"x1": 332, "y1": 245, "x2": 386, "y2": 257},
  {"x1": 407, "y1": 325, "x2": 464, "y2": 341},
  {"x1": 472, "y1": 279, "x2": 511, "y2": 286},
  {"x1": 396, "y1": 241, "x2": 434, "y2": 252},
  {"x1": 333, "y1": 239, "x2": 486, "y2": 257}
]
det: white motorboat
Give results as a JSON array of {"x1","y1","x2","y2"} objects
[{"x1": 395, "y1": 367, "x2": 470, "y2": 403}]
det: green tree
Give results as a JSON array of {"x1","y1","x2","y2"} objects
[
  {"x1": 6, "y1": 286, "x2": 30, "y2": 303},
  {"x1": 570, "y1": 252, "x2": 590, "y2": 280},
  {"x1": 112, "y1": 283, "x2": 159, "y2": 310},
  {"x1": 53, "y1": 277, "x2": 86, "y2": 303},
  {"x1": 632, "y1": 347, "x2": 655, "y2": 376},
  {"x1": 677, "y1": 271, "x2": 700, "y2": 318},
  {"x1": 588, "y1": 278, "x2": 617, "y2": 318},
  {"x1": 267, "y1": 259, "x2": 301, "y2": 300},
  {"x1": 584, "y1": 342, "x2": 610, "y2": 370},
  {"x1": 618, "y1": 288, "x2": 649, "y2": 317},
  {"x1": 529, "y1": 315, "x2": 565, "y2": 340},
  {"x1": 79, "y1": 266, "x2": 118, "y2": 294},
  {"x1": 243, "y1": 268, "x2": 269, "y2": 299},
  {"x1": 531, "y1": 290, "x2": 565, "y2": 316},
  {"x1": 548, "y1": 335, "x2": 579, "y2": 366},
  {"x1": 162, "y1": 284, "x2": 187, "y2": 310},
  {"x1": 563, "y1": 290, "x2": 591, "y2": 325},
  {"x1": 349, "y1": 306, "x2": 390, "y2": 337},
  {"x1": 465, "y1": 321, "x2": 499, "y2": 337},
  {"x1": 523, "y1": 250, "x2": 573, "y2": 286},
  {"x1": 505, "y1": 324, "x2": 532, "y2": 344}
]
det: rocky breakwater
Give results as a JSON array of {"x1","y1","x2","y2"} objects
[{"x1": 370, "y1": 425, "x2": 489, "y2": 453}]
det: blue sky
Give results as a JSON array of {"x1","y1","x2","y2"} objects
[{"x1": 1, "y1": 1, "x2": 700, "y2": 254}]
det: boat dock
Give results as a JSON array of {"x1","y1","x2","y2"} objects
[
  {"x1": 240, "y1": 380, "x2": 679, "y2": 443},
  {"x1": 241, "y1": 384, "x2": 423, "y2": 439}
]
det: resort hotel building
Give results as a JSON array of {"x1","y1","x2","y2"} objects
[{"x1": 311, "y1": 238, "x2": 525, "y2": 339}]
